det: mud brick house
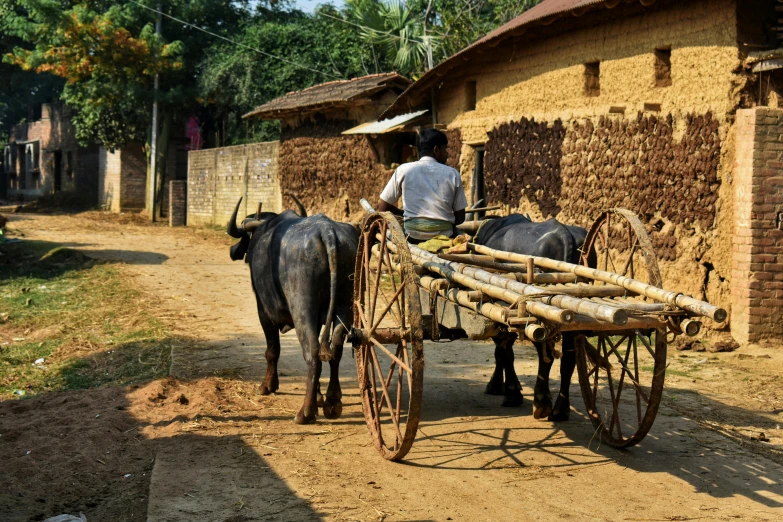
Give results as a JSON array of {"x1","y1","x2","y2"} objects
[
  {"x1": 2, "y1": 103, "x2": 99, "y2": 201},
  {"x1": 242, "y1": 72, "x2": 414, "y2": 220},
  {"x1": 380, "y1": 0, "x2": 783, "y2": 343}
]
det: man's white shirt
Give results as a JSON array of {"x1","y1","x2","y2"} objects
[{"x1": 379, "y1": 156, "x2": 468, "y2": 224}]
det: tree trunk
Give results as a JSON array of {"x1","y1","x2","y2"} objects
[{"x1": 154, "y1": 111, "x2": 172, "y2": 221}]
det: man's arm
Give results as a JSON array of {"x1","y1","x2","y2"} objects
[
  {"x1": 378, "y1": 199, "x2": 404, "y2": 216},
  {"x1": 454, "y1": 208, "x2": 465, "y2": 225}
]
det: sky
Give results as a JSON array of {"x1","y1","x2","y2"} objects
[{"x1": 293, "y1": 0, "x2": 346, "y2": 13}]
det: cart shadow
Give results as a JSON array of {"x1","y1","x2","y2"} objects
[{"x1": 402, "y1": 371, "x2": 783, "y2": 510}]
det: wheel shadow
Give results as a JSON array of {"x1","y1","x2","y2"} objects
[{"x1": 395, "y1": 357, "x2": 783, "y2": 511}]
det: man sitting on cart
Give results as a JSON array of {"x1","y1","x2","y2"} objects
[{"x1": 378, "y1": 128, "x2": 468, "y2": 244}]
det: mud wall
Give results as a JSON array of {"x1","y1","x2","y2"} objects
[
  {"x1": 279, "y1": 118, "x2": 392, "y2": 221},
  {"x1": 434, "y1": 0, "x2": 742, "y2": 331}
]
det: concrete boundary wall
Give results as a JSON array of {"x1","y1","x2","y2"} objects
[{"x1": 187, "y1": 141, "x2": 281, "y2": 227}]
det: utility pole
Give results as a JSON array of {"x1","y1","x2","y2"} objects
[{"x1": 148, "y1": 3, "x2": 162, "y2": 222}]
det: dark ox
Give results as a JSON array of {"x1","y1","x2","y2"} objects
[
  {"x1": 227, "y1": 198, "x2": 358, "y2": 424},
  {"x1": 475, "y1": 214, "x2": 594, "y2": 421}
]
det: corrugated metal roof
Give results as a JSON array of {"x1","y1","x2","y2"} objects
[
  {"x1": 381, "y1": 0, "x2": 630, "y2": 118},
  {"x1": 243, "y1": 73, "x2": 411, "y2": 120},
  {"x1": 342, "y1": 110, "x2": 429, "y2": 134}
]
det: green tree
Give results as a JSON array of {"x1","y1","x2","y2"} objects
[{"x1": 198, "y1": 3, "x2": 383, "y2": 144}]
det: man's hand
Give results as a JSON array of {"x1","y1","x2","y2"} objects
[
  {"x1": 378, "y1": 200, "x2": 404, "y2": 217},
  {"x1": 454, "y1": 208, "x2": 466, "y2": 226}
]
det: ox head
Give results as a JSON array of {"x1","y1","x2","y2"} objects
[{"x1": 226, "y1": 195, "x2": 308, "y2": 261}]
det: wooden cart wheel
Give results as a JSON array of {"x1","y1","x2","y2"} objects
[
  {"x1": 353, "y1": 212, "x2": 424, "y2": 461},
  {"x1": 576, "y1": 208, "x2": 668, "y2": 448}
]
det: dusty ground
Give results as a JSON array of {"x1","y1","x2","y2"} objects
[{"x1": 3, "y1": 212, "x2": 783, "y2": 522}]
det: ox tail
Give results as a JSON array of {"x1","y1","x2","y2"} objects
[{"x1": 318, "y1": 227, "x2": 339, "y2": 361}]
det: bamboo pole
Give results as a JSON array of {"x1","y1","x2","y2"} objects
[
  {"x1": 559, "y1": 313, "x2": 667, "y2": 332},
  {"x1": 469, "y1": 243, "x2": 727, "y2": 322},
  {"x1": 419, "y1": 276, "x2": 509, "y2": 324},
  {"x1": 407, "y1": 243, "x2": 628, "y2": 326}
]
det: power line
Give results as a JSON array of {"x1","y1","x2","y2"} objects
[
  {"x1": 318, "y1": 10, "x2": 435, "y2": 47},
  {"x1": 127, "y1": 0, "x2": 341, "y2": 79}
]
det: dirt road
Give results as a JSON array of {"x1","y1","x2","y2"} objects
[{"x1": 7, "y1": 213, "x2": 783, "y2": 521}]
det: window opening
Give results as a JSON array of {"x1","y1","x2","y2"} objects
[
  {"x1": 584, "y1": 62, "x2": 601, "y2": 97},
  {"x1": 655, "y1": 48, "x2": 672, "y2": 87},
  {"x1": 466, "y1": 81, "x2": 477, "y2": 111}
]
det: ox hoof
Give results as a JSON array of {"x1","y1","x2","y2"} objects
[
  {"x1": 295, "y1": 409, "x2": 317, "y2": 425},
  {"x1": 259, "y1": 383, "x2": 278, "y2": 395},
  {"x1": 533, "y1": 400, "x2": 553, "y2": 420},
  {"x1": 501, "y1": 389, "x2": 523, "y2": 407},
  {"x1": 549, "y1": 397, "x2": 571, "y2": 422},
  {"x1": 485, "y1": 376, "x2": 505, "y2": 396},
  {"x1": 323, "y1": 400, "x2": 343, "y2": 419}
]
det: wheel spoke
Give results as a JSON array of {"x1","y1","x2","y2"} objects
[
  {"x1": 601, "y1": 337, "x2": 621, "y2": 439},
  {"x1": 620, "y1": 237, "x2": 639, "y2": 279},
  {"x1": 368, "y1": 347, "x2": 381, "y2": 429},
  {"x1": 638, "y1": 332, "x2": 656, "y2": 358},
  {"x1": 402, "y1": 339, "x2": 413, "y2": 396},
  {"x1": 633, "y1": 335, "x2": 642, "y2": 424},
  {"x1": 383, "y1": 248, "x2": 405, "y2": 328},
  {"x1": 370, "y1": 346, "x2": 404, "y2": 445},
  {"x1": 605, "y1": 338, "x2": 651, "y2": 406},
  {"x1": 370, "y1": 281, "x2": 407, "y2": 336},
  {"x1": 369, "y1": 336, "x2": 412, "y2": 374},
  {"x1": 369, "y1": 223, "x2": 386, "y2": 324}
]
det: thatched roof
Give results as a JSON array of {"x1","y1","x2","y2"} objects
[{"x1": 243, "y1": 73, "x2": 411, "y2": 120}]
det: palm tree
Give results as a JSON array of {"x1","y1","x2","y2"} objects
[{"x1": 347, "y1": 0, "x2": 438, "y2": 77}]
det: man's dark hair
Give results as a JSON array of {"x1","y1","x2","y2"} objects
[{"x1": 418, "y1": 128, "x2": 448, "y2": 155}]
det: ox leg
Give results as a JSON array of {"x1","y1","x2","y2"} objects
[
  {"x1": 485, "y1": 338, "x2": 506, "y2": 396},
  {"x1": 550, "y1": 334, "x2": 575, "y2": 422},
  {"x1": 294, "y1": 325, "x2": 321, "y2": 425},
  {"x1": 322, "y1": 337, "x2": 344, "y2": 419},
  {"x1": 258, "y1": 318, "x2": 280, "y2": 396},
  {"x1": 497, "y1": 332, "x2": 523, "y2": 407},
  {"x1": 533, "y1": 341, "x2": 554, "y2": 419}
]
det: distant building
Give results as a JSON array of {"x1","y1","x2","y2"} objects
[{"x1": 2, "y1": 103, "x2": 99, "y2": 202}]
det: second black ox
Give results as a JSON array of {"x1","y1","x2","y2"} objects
[
  {"x1": 227, "y1": 198, "x2": 358, "y2": 424},
  {"x1": 475, "y1": 213, "x2": 594, "y2": 421}
]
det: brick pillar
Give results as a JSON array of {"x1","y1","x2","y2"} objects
[
  {"x1": 732, "y1": 107, "x2": 783, "y2": 343},
  {"x1": 169, "y1": 180, "x2": 186, "y2": 227}
]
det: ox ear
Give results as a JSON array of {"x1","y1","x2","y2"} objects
[{"x1": 229, "y1": 235, "x2": 250, "y2": 261}]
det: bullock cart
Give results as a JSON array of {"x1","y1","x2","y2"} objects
[{"x1": 347, "y1": 201, "x2": 727, "y2": 461}]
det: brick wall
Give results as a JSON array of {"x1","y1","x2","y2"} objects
[
  {"x1": 120, "y1": 142, "x2": 147, "y2": 211},
  {"x1": 187, "y1": 141, "x2": 280, "y2": 227},
  {"x1": 169, "y1": 180, "x2": 187, "y2": 227},
  {"x1": 731, "y1": 107, "x2": 783, "y2": 343},
  {"x1": 98, "y1": 142, "x2": 147, "y2": 212},
  {"x1": 98, "y1": 147, "x2": 122, "y2": 213}
]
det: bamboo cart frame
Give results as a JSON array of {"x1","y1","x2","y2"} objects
[{"x1": 347, "y1": 204, "x2": 727, "y2": 461}]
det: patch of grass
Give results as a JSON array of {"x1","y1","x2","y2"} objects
[{"x1": 0, "y1": 240, "x2": 171, "y2": 399}]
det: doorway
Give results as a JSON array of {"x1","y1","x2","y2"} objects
[
  {"x1": 54, "y1": 150, "x2": 62, "y2": 192},
  {"x1": 472, "y1": 146, "x2": 486, "y2": 218}
]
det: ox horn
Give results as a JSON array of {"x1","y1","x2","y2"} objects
[
  {"x1": 227, "y1": 198, "x2": 244, "y2": 238},
  {"x1": 286, "y1": 193, "x2": 307, "y2": 217}
]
